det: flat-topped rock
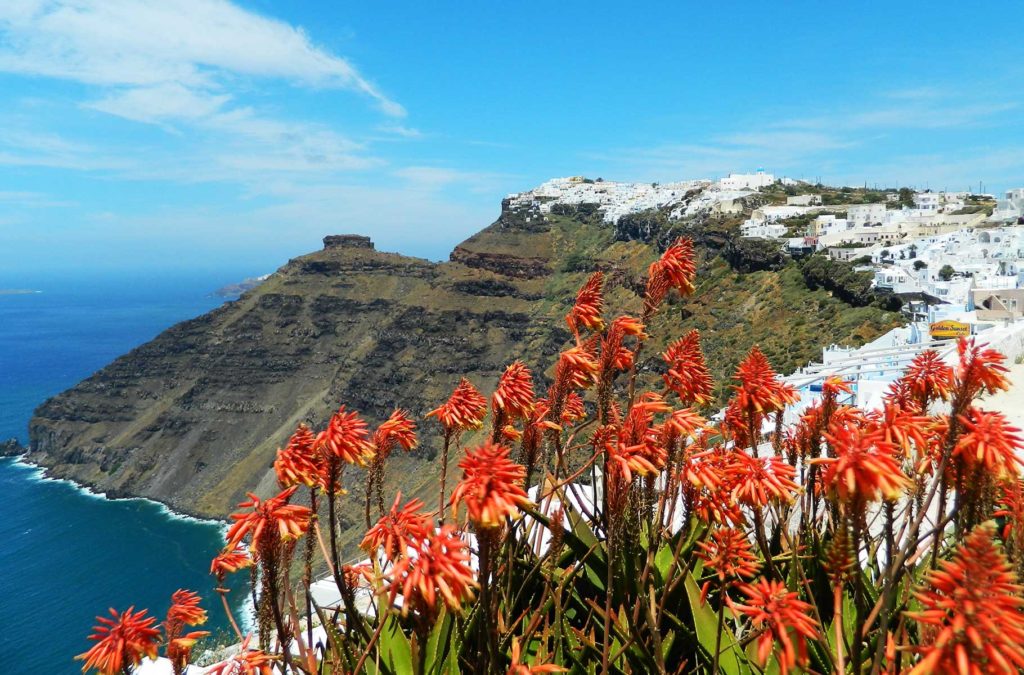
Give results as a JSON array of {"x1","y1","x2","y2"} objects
[{"x1": 323, "y1": 234, "x2": 374, "y2": 250}]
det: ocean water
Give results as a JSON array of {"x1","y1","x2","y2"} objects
[{"x1": 0, "y1": 275, "x2": 251, "y2": 673}]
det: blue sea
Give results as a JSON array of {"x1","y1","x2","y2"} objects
[{"x1": 0, "y1": 274, "x2": 253, "y2": 672}]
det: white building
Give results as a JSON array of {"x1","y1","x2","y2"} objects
[
  {"x1": 992, "y1": 188, "x2": 1024, "y2": 224},
  {"x1": 810, "y1": 214, "x2": 849, "y2": 236},
  {"x1": 914, "y1": 192, "x2": 940, "y2": 212},
  {"x1": 847, "y1": 203, "x2": 887, "y2": 228},
  {"x1": 719, "y1": 170, "x2": 775, "y2": 190}
]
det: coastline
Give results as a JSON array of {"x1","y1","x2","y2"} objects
[
  {"x1": 0, "y1": 453, "x2": 257, "y2": 645},
  {"x1": 1, "y1": 452, "x2": 229, "y2": 528}
]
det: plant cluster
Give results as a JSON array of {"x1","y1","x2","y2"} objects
[{"x1": 78, "y1": 238, "x2": 1024, "y2": 674}]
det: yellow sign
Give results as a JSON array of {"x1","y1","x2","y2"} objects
[{"x1": 930, "y1": 320, "x2": 971, "y2": 339}]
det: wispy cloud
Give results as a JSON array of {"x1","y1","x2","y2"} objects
[
  {"x1": 0, "y1": 0, "x2": 410, "y2": 180},
  {"x1": 377, "y1": 124, "x2": 423, "y2": 139},
  {"x1": 592, "y1": 86, "x2": 1021, "y2": 187},
  {"x1": 0, "y1": 189, "x2": 75, "y2": 207},
  {"x1": 590, "y1": 130, "x2": 852, "y2": 183},
  {"x1": 0, "y1": 0, "x2": 404, "y2": 116},
  {"x1": 0, "y1": 127, "x2": 132, "y2": 170}
]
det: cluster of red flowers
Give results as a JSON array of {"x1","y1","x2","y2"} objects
[
  {"x1": 317, "y1": 405, "x2": 375, "y2": 466},
  {"x1": 902, "y1": 349, "x2": 955, "y2": 406},
  {"x1": 77, "y1": 590, "x2": 212, "y2": 675},
  {"x1": 662, "y1": 329, "x2": 714, "y2": 406},
  {"x1": 492, "y1": 361, "x2": 536, "y2": 439},
  {"x1": 816, "y1": 421, "x2": 911, "y2": 506},
  {"x1": 450, "y1": 441, "x2": 533, "y2": 528},
  {"x1": 76, "y1": 607, "x2": 161, "y2": 675},
  {"x1": 729, "y1": 579, "x2": 820, "y2": 675},
  {"x1": 389, "y1": 524, "x2": 478, "y2": 617},
  {"x1": 373, "y1": 409, "x2": 418, "y2": 460},
  {"x1": 361, "y1": 494, "x2": 434, "y2": 562},
  {"x1": 645, "y1": 237, "x2": 697, "y2": 309},
  {"x1": 696, "y1": 527, "x2": 760, "y2": 599},
  {"x1": 272, "y1": 423, "x2": 320, "y2": 488},
  {"x1": 225, "y1": 486, "x2": 312, "y2": 553},
  {"x1": 164, "y1": 590, "x2": 209, "y2": 673},
  {"x1": 428, "y1": 377, "x2": 488, "y2": 433},
  {"x1": 204, "y1": 635, "x2": 276, "y2": 675},
  {"x1": 725, "y1": 346, "x2": 798, "y2": 449},
  {"x1": 211, "y1": 546, "x2": 253, "y2": 582},
  {"x1": 565, "y1": 271, "x2": 605, "y2": 336},
  {"x1": 906, "y1": 524, "x2": 1024, "y2": 674},
  {"x1": 953, "y1": 408, "x2": 1023, "y2": 480},
  {"x1": 360, "y1": 496, "x2": 478, "y2": 618}
]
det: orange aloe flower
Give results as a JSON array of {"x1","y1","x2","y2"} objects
[
  {"x1": 163, "y1": 589, "x2": 208, "y2": 674},
  {"x1": 956, "y1": 337, "x2": 1010, "y2": 400},
  {"x1": 210, "y1": 545, "x2": 253, "y2": 582},
  {"x1": 361, "y1": 494, "x2": 433, "y2": 562},
  {"x1": 507, "y1": 638, "x2": 567, "y2": 674},
  {"x1": 688, "y1": 481, "x2": 745, "y2": 527},
  {"x1": 602, "y1": 430, "x2": 665, "y2": 483},
  {"x1": 274, "y1": 423, "x2": 320, "y2": 488},
  {"x1": 76, "y1": 607, "x2": 161, "y2": 675},
  {"x1": 660, "y1": 407, "x2": 707, "y2": 441},
  {"x1": 905, "y1": 524, "x2": 1024, "y2": 674},
  {"x1": 389, "y1": 525, "x2": 477, "y2": 617},
  {"x1": 729, "y1": 453, "x2": 799, "y2": 508},
  {"x1": 166, "y1": 589, "x2": 207, "y2": 628},
  {"x1": 645, "y1": 237, "x2": 697, "y2": 308},
  {"x1": 954, "y1": 408, "x2": 1024, "y2": 479},
  {"x1": 204, "y1": 635, "x2": 275, "y2": 675},
  {"x1": 732, "y1": 346, "x2": 799, "y2": 416},
  {"x1": 561, "y1": 392, "x2": 587, "y2": 423},
  {"x1": 696, "y1": 527, "x2": 761, "y2": 601},
  {"x1": 450, "y1": 441, "x2": 533, "y2": 528},
  {"x1": 867, "y1": 401, "x2": 929, "y2": 459},
  {"x1": 817, "y1": 422, "x2": 911, "y2": 505},
  {"x1": 599, "y1": 315, "x2": 646, "y2": 375},
  {"x1": 428, "y1": 377, "x2": 488, "y2": 432},
  {"x1": 821, "y1": 375, "x2": 853, "y2": 399},
  {"x1": 662, "y1": 329, "x2": 714, "y2": 406},
  {"x1": 565, "y1": 271, "x2": 605, "y2": 336},
  {"x1": 225, "y1": 486, "x2": 312, "y2": 552},
  {"x1": 492, "y1": 361, "x2": 535, "y2": 421},
  {"x1": 729, "y1": 579, "x2": 820, "y2": 675},
  {"x1": 902, "y1": 349, "x2": 955, "y2": 405},
  {"x1": 373, "y1": 408, "x2": 418, "y2": 460},
  {"x1": 555, "y1": 339, "x2": 600, "y2": 390},
  {"x1": 316, "y1": 405, "x2": 374, "y2": 466}
]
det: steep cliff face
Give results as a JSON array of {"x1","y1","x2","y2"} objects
[{"x1": 27, "y1": 188, "x2": 901, "y2": 552}]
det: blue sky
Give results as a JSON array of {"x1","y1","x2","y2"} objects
[{"x1": 1, "y1": 0, "x2": 1023, "y2": 280}]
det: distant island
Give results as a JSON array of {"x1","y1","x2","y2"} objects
[{"x1": 0, "y1": 289, "x2": 40, "y2": 295}]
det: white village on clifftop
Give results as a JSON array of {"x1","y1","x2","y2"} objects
[{"x1": 507, "y1": 171, "x2": 1024, "y2": 423}]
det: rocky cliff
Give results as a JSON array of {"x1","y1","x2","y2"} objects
[{"x1": 27, "y1": 181, "x2": 902, "y2": 553}]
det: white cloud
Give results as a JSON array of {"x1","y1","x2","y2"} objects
[
  {"x1": 589, "y1": 130, "x2": 852, "y2": 183},
  {"x1": 86, "y1": 83, "x2": 232, "y2": 124},
  {"x1": 0, "y1": 1, "x2": 413, "y2": 179},
  {"x1": 393, "y1": 166, "x2": 515, "y2": 195},
  {"x1": 377, "y1": 124, "x2": 423, "y2": 139},
  {"x1": 0, "y1": 0, "x2": 404, "y2": 116},
  {"x1": 0, "y1": 127, "x2": 132, "y2": 170},
  {"x1": 0, "y1": 189, "x2": 75, "y2": 207}
]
